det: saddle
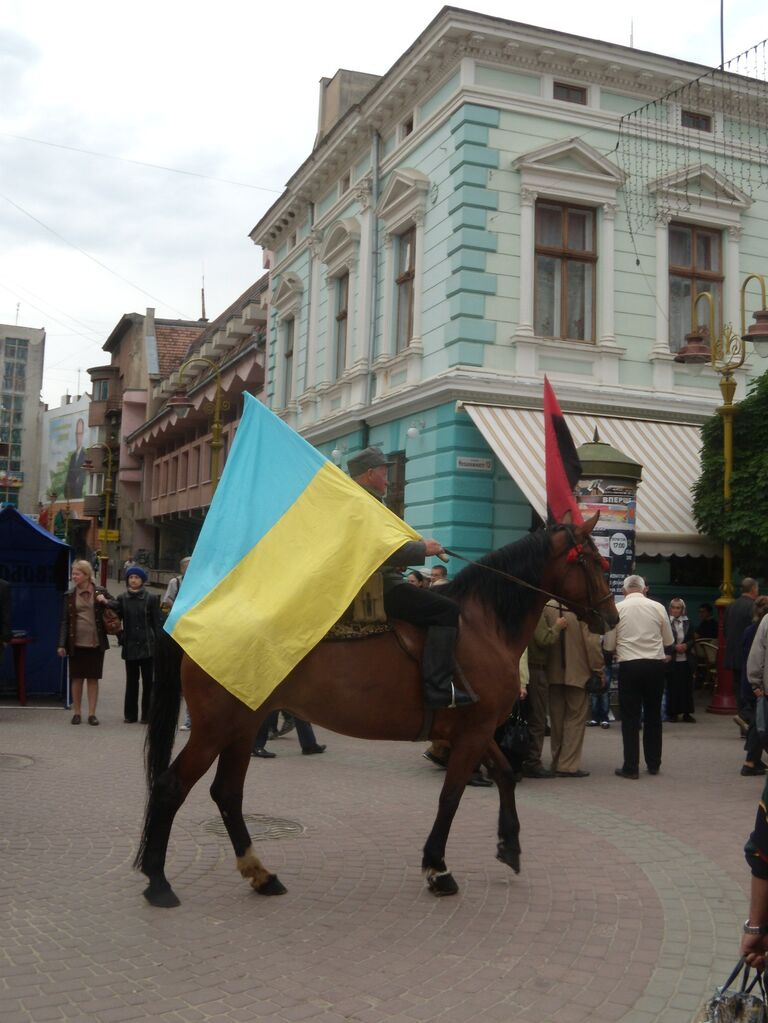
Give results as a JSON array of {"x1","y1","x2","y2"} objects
[{"x1": 324, "y1": 617, "x2": 424, "y2": 664}]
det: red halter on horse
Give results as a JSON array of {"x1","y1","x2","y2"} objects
[{"x1": 136, "y1": 512, "x2": 617, "y2": 907}]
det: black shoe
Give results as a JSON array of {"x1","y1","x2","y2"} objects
[
  {"x1": 71, "y1": 714, "x2": 81, "y2": 725},
  {"x1": 252, "y1": 747, "x2": 276, "y2": 759},
  {"x1": 422, "y1": 750, "x2": 448, "y2": 768},
  {"x1": 521, "y1": 765, "x2": 555, "y2": 778},
  {"x1": 556, "y1": 770, "x2": 590, "y2": 778},
  {"x1": 682, "y1": 714, "x2": 696, "y2": 723},
  {"x1": 615, "y1": 767, "x2": 639, "y2": 779},
  {"x1": 87, "y1": 715, "x2": 99, "y2": 726},
  {"x1": 301, "y1": 744, "x2": 326, "y2": 755},
  {"x1": 648, "y1": 766, "x2": 660, "y2": 775},
  {"x1": 741, "y1": 763, "x2": 767, "y2": 776},
  {"x1": 123, "y1": 718, "x2": 137, "y2": 724},
  {"x1": 467, "y1": 771, "x2": 493, "y2": 787}
]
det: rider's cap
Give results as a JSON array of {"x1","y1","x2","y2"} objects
[{"x1": 347, "y1": 446, "x2": 393, "y2": 477}]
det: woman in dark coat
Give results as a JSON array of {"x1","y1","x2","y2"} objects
[
  {"x1": 57, "y1": 559, "x2": 113, "y2": 725},
  {"x1": 106, "y1": 565, "x2": 162, "y2": 724},
  {"x1": 665, "y1": 597, "x2": 696, "y2": 723}
]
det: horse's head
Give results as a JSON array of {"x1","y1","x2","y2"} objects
[{"x1": 547, "y1": 513, "x2": 619, "y2": 634}]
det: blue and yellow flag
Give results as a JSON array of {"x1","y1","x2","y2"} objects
[{"x1": 166, "y1": 393, "x2": 420, "y2": 710}]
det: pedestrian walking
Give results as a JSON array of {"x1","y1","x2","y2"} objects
[
  {"x1": 605, "y1": 574, "x2": 674, "y2": 779},
  {"x1": 252, "y1": 711, "x2": 326, "y2": 757}
]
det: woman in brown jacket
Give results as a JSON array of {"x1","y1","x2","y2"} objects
[{"x1": 57, "y1": 559, "x2": 113, "y2": 725}]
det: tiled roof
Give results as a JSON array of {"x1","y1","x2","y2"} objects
[{"x1": 155, "y1": 324, "x2": 206, "y2": 377}]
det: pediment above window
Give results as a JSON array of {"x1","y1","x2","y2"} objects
[
  {"x1": 649, "y1": 163, "x2": 752, "y2": 225},
  {"x1": 321, "y1": 218, "x2": 361, "y2": 275},
  {"x1": 513, "y1": 138, "x2": 624, "y2": 204},
  {"x1": 272, "y1": 273, "x2": 304, "y2": 318},
  {"x1": 376, "y1": 167, "x2": 430, "y2": 233}
]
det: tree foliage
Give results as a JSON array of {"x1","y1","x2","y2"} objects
[{"x1": 692, "y1": 373, "x2": 768, "y2": 576}]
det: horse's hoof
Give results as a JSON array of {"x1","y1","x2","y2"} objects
[
  {"x1": 427, "y1": 871, "x2": 459, "y2": 896},
  {"x1": 496, "y1": 844, "x2": 521, "y2": 874},
  {"x1": 255, "y1": 874, "x2": 287, "y2": 896},
  {"x1": 143, "y1": 882, "x2": 181, "y2": 908}
]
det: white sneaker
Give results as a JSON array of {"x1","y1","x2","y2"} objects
[{"x1": 600, "y1": 721, "x2": 610, "y2": 729}]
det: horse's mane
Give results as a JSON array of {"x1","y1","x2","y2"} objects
[{"x1": 440, "y1": 529, "x2": 553, "y2": 642}]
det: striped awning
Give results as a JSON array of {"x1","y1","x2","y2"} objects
[{"x1": 464, "y1": 404, "x2": 716, "y2": 558}]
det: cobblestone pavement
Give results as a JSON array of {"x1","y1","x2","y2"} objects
[{"x1": 0, "y1": 637, "x2": 761, "y2": 1022}]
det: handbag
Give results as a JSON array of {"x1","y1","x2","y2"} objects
[
  {"x1": 102, "y1": 606, "x2": 123, "y2": 636},
  {"x1": 695, "y1": 959, "x2": 767, "y2": 1022},
  {"x1": 495, "y1": 701, "x2": 531, "y2": 762},
  {"x1": 757, "y1": 694, "x2": 768, "y2": 752}
]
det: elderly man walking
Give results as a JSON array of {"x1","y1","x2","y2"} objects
[{"x1": 604, "y1": 575, "x2": 674, "y2": 779}]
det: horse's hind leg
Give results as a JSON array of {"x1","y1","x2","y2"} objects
[
  {"x1": 483, "y1": 740, "x2": 521, "y2": 874},
  {"x1": 139, "y1": 741, "x2": 221, "y2": 907},
  {"x1": 209, "y1": 739, "x2": 287, "y2": 897}
]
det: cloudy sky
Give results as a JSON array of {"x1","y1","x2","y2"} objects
[{"x1": 1, "y1": 0, "x2": 764, "y2": 408}]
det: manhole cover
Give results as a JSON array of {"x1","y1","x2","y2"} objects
[
  {"x1": 202, "y1": 813, "x2": 305, "y2": 841},
  {"x1": 0, "y1": 753, "x2": 34, "y2": 770}
]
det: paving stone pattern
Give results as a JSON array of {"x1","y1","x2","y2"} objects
[{"x1": 0, "y1": 638, "x2": 761, "y2": 1022}]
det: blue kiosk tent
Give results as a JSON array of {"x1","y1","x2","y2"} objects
[{"x1": 0, "y1": 507, "x2": 71, "y2": 700}]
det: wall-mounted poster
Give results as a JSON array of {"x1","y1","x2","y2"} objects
[{"x1": 46, "y1": 410, "x2": 95, "y2": 500}]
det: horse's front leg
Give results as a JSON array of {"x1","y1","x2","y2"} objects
[
  {"x1": 483, "y1": 740, "x2": 521, "y2": 874},
  {"x1": 422, "y1": 731, "x2": 491, "y2": 896},
  {"x1": 209, "y1": 738, "x2": 287, "y2": 897}
]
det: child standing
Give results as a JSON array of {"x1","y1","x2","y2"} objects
[{"x1": 107, "y1": 565, "x2": 162, "y2": 723}]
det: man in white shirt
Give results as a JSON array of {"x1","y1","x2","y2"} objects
[{"x1": 604, "y1": 575, "x2": 674, "y2": 779}]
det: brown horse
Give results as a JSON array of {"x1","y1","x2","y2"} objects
[{"x1": 136, "y1": 513, "x2": 617, "y2": 907}]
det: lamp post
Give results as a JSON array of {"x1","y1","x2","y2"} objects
[
  {"x1": 166, "y1": 356, "x2": 228, "y2": 498},
  {"x1": 84, "y1": 443, "x2": 114, "y2": 588},
  {"x1": 675, "y1": 276, "x2": 768, "y2": 713}
]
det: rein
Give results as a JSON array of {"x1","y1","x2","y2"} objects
[{"x1": 442, "y1": 534, "x2": 613, "y2": 627}]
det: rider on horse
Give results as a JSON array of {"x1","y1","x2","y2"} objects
[{"x1": 348, "y1": 446, "x2": 474, "y2": 710}]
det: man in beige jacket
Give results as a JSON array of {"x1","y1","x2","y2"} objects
[{"x1": 544, "y1": 603, "x2": 604, "y2": 778}]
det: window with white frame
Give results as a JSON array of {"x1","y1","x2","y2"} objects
[
  {"x1": 668, "y1": 223, "x2": 723, "y2": 352},
  {"x1": 282, "y1": 317, "x2": 295, "y2": 407},
  {"x1": 334, "y1": 273, "x2": 349, "y2": 379},
  {"x1": 376, "y1": 168, "x2": 429, "y2": 359},
  {"x1": 534, "y1": 201, "x2": 596, "y2": 342},
  {"x1": 395, "y1": 229, "x2": 416, "y2": 353}
]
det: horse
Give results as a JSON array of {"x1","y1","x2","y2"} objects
[{"x1": 136, "y1": 512, "x2": 618, "y2": 908}]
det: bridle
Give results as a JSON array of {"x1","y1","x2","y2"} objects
[{"x1": 442, "y1": 524, "x2": 616, "y2": 631}]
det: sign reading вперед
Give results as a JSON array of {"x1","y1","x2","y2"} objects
[{"x1": 97, "y1": 529, "x2": 120, "y2": 542}]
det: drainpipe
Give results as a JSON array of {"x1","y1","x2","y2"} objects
[{"x1": 363, "y1": 128, "x2": 381, "y2": 415}]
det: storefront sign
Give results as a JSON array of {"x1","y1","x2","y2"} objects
[{"x1": 456, "y1": 456, "x2": 493, "y2": 472}]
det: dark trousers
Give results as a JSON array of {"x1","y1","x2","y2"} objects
[
  {"x1": 665, "y1": 660, "x2": 694, "y2": 717},
  {"x1": 741, "y1": 691, "x2": 765, "y2": 765},
  {"x1": 618, "y1": 659, "x2": 665, "y2": 772},
  {"x1": 383, "y1": 582, "x2": 459, "y2": 626},
  {"x1": 254, "y1": 711, "x2": 318, "y2": 751},
  {"x1": 124, "y1": 657, "x2": 153, "y2": 722}
]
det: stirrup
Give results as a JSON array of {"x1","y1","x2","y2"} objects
[{"x1": 448, "y1": 682, "x2": 474, "y2": 709}]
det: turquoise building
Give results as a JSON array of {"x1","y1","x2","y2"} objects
[{"x1": 250, "y1": 9, "x2": 768, "y2": 594}]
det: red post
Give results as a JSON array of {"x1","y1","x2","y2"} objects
[
  {"x1": 99, "y1": 554, "x2": 108, "y2": 589},
  {"x1": 706, "y1": 600, "x2": 736, "y2": 714}
]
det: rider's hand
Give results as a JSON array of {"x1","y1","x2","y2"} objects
[
  {"x1": 556, "y1": 617, "x2": 568, "y2": 629},
  {"x1": 423, "y1": 539, "x2": 445, "y2": 557}
]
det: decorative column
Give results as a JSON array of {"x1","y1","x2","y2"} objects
[
  {"x1": 599, "y1": 202, "x2": 617, "y2": 346},
  {"x1": 517, "y1": 188, "x2": 536, "y2": 337},
  {"x1": 411, "y1": 210, "x2": 425, "y2": 348},
  {"x1": 725, "y1": 226, "x2": 741, "y2": 335},
  {"x1": 652, "y1": 212, "x2": 672, "y2": 355}
]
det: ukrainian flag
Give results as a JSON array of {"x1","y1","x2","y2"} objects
[{"x1": 166, "y1": 393, "x2": 420, "y2": 710}]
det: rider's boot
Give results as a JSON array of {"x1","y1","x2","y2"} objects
[{"x1": 422, "y1": 626, "x2": 476, "y2": 709}]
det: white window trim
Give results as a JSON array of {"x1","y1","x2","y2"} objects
[
  {"x1": 376, "y1": 168, "x2": 429, "y2": 361},
  {"x1": 321, "y1": 219, "x2": 360, "y2": 382},
  {"x1": 271, "y1": 273, "x2": 303, "y2": 410},
  {"x1": 512, "y1": 138, "x2": 625, "y2": 351},
  {"x1": 650, "y1": 164, "x2": 752, "y2": 358}
]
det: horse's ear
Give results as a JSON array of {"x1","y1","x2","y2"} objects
[
  {"x1": 560, "y1": 510, "x2": 573, "y2": 525},
  {"x1": 578, "y1": 511, "x2": 600, "y2": 535}
]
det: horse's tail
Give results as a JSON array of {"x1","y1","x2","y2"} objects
[{"x1": 133, "y1": 631, "x2": 182, "y2": 870}]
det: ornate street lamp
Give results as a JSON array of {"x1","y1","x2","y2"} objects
[
  {"x1": 675, "y1": 276, "x2": 768, "y2": 713},
  {"x1": 83, "y1": 443, "x2": 115, "y2": 587},
  {"x1": 168, "y1": 356, "x2": 229, "y2": 498}
]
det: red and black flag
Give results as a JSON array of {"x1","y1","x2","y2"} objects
[{"x1": 543, "y1": 376, "x2": 583, "y2": 524}]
